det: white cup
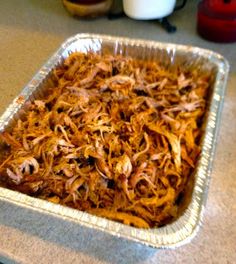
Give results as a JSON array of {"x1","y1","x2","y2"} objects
[{"x1": 123, "y1": 0, "x2": 176, "y2": 20}]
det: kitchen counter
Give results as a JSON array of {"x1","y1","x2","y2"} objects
[{"x1": 0, "y1": 1, "x2": 235, "y2": 263}]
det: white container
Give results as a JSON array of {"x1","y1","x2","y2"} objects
[{"x1": 123, "y1": 0, "x2": 176, "y2": 20}]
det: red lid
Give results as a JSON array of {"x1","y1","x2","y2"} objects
[
  {"x1": 197, "y1": 0, "x2": 236, "y2": 42},
  {"x1": 206, "y1": 0, "x2": 236, "y2": 19}
]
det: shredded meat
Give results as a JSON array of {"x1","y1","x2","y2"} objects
[{"x1": 0, "y1": 52, "x2": 210, "y2": 228}]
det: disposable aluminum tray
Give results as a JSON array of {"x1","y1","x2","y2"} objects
[{"x1": 0, "y1": 34, "x2": 229, "y2": 248}]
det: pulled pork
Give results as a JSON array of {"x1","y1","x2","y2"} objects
[{"x1": 0, "y1": 52, "x2": 210, "y2": 228}]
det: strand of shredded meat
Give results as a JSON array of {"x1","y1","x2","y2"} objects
[{"x1": 0, "y1": 52, "x2": 210, "y2": 228}]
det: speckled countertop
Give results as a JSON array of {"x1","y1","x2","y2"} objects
[{"x1": 0, "y1": 1, "x2": 235, "y2": 264}]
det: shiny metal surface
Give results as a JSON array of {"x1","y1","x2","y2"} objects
[{"x1": 0, "y1": 34, "x2": 229, "y2": 248}]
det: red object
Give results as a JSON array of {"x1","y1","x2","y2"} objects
[{"x1": 197, "y1": 0, "x2": 236, "y2": 42}]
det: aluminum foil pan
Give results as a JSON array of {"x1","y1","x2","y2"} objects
[{"x1": 0, "y1": 34, "x2": 229, "y2": 248}]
